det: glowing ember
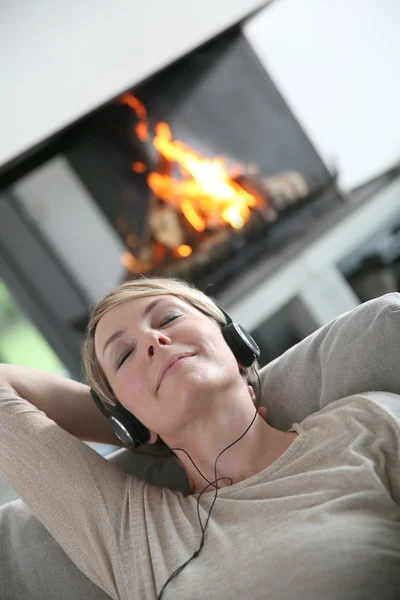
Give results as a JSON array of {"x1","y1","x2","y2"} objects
[
  {"x1": 176, "y1": 244, "x2": 192, "y2": 258},
  {"x1": 132, "y1": 161, "x2": 146, "y2": 173}
]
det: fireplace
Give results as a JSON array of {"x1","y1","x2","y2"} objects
[{"x1": 66, "y1": 29, "x2": 342, "y2": 294}]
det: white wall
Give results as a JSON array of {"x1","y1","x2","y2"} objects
[
  {"x1": 244, "y1": 0, "x2": 400, "y2": 191},
  {"x1": 0, "y1": 0, "x2": 265, "y2": 169},
  {"x1": 13, "y1": 157, "x2": 126, "y2": 303}
]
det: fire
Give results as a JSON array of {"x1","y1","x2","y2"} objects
[
  {"x1": 148, "y1": 123, "x2": 262, "y2": 231},
  {"x1": 120, "y1": 93, "x2": 149, "y2": 142},
  {"x1": 121, "y1": 94, "x2": 263, "y2": 234}
]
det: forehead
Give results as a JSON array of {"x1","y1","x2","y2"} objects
[{"x1": 94, "y1": 294, "x2": 200, "y2": 352}]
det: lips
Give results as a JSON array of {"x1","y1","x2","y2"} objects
[{"x1": 156, "y1": 353, "x2": 195, "y2": 391}]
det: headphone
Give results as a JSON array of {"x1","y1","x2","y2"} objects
[{"x1": 90, "y1": 304, "x2": 260, "y2": 449}]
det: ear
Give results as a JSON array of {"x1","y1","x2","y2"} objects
[
  {"x1": 248, "y1": 384, "x2": 256, "y2": 402},
  {"x1": 147, "y1": 430, "x2": 159, "y2": 444},
  {"x1": 248, "y1": 385, "x2": 267, "y2": 420}
]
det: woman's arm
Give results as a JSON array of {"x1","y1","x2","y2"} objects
[
  {"x1": 0, "y1": 383, "x2": 130, "y2": 599},
  {"x1": 0, "y1": 364, "x2": 124, "y2": 447}
]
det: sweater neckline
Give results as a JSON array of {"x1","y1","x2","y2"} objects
[{"x1": 193, "y1": 425, "x2": 307, "y2": 499}]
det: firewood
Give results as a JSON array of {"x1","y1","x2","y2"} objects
[
  {"x1": 262, "y1": 171, "x2": 309, "y2": 209},
  {"x1": 150, "y1": 204, "x2": 184, "y2": 248}
]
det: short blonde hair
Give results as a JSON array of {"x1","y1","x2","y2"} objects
[{"x1": 82, "y1": 277, "x2": 258, "y2": 453}]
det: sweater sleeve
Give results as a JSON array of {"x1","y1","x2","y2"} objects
[
  {"x1": 366, "y1": 392, "x2": 400, "y2": 508},
  {"x1": 259, "y1": 293, "x2": 400, "y2": 431},
  {"x1": 0, "y1": 385, "x2": 130, "y2": 600}
]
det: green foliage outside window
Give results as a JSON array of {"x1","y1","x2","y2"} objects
[{"x1": 0, "y1": 281, "x2": 65, "y2": 374}]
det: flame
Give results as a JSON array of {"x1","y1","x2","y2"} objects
[
  {"x1": 120, "y1": 93, "x2": 149, "y2": 142},
  {"x1": 123, "y1": 96, "x2": 263, "y2": 233},
  {"x1": 181, "y1": 198, "x2": 206, "y2": 232},
  {"x1": 148, "y1": 123, "x2": 261, "y2": 231}
]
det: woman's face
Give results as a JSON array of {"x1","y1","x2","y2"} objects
[{"x1": 95, "y1": 294, "x2": 241, "y2": 439}]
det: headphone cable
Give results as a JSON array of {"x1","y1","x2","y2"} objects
[{"x1": 156, "y1": 403, "x2": 259, "y2": 599}]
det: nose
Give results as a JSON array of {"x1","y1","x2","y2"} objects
[{"x1": 147, "y1": 332, "x2": 171, "y2": 358}]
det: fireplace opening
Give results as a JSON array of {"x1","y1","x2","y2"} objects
[{"x1": 66, "y1": 29, "x2": 342, "y2": 294}]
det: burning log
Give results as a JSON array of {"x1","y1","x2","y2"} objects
[
  {"x1": 232, "y1": 168, "x2": 310, "y2": 220},
  {"x1": 150, "y1": 204, "x2": 184, "y2": 248},
  {"x1": 136, "y1": 150, "x2": 180, "y2": 260},
  {"x1": 263, "y1": 171, "x2": 309, "y2": 209}
]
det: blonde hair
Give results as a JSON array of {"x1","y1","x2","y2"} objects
[{"x1": 82, "y1": 277, "x2": 258, "y2": 454}]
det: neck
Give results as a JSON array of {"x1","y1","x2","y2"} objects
[{"x1": 166, "y1": 394, "x2": 297, "y2": 495}]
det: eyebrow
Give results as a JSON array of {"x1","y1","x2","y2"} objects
[{"x1": 101, "y1": 297, "x2": 166, "y2": 358}]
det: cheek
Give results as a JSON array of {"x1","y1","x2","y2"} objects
[
  {"x1": 114, "y1": 369, "x2": 148, "y2": 411},
  {"x1": 206, "y1": 333, "x2": 239, "y2": 371},
  {"x1": 192, "y1": 328, "x2": 239, "y2": 381},
  {"x1": 181, "y1": 353, "x2": 236, "y2": 390}
]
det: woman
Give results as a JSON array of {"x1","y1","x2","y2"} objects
[{"x1": 0, "y1": 277, "x2": 400, "y2": 600}]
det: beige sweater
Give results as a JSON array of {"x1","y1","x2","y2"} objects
[{"x1": 0, "y1": 385, "x2": 400, "y2": 600}]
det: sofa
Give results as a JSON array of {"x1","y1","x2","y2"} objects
[{"x1": 1, "y1": 293, "x2": 399, "y2": 600}]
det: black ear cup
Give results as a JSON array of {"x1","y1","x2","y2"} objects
[
  {"x1": 108, "y1": 404, "x2": 150, "y2": 448},
  {"x1": 90, "y1": 389, "x2": 150, "y2": 448},
  {"x1": 90, "y1": 304, "x2": 259, "y2": 448},
  {"x1": 216, "y1": 304, "x2": 260, "y2": 368},
  {"x1": 221, "y1": 322, "x2": 260, "y2": 367}
]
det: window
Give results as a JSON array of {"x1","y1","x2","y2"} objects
[{"x1": 0, "y1": 280, "x2": 65, "y2": 373}]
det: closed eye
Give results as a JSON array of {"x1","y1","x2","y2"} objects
[
  {"x1": 116, "y1": 349, "x2": 134, "y2": 370},
  {"x1": 160, "y1": 313, "x2": 181, "y2": 327}
]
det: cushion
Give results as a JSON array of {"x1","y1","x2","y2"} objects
[
  {"x1": 0, "y1": 499, "x2": 111, "y2": 600},
  {"x1": 0, "y1": 292, "x2": 399, "y2": 600},
  {"x1": 260, "y1": 291, "x2": 400, "y2": 430}
]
